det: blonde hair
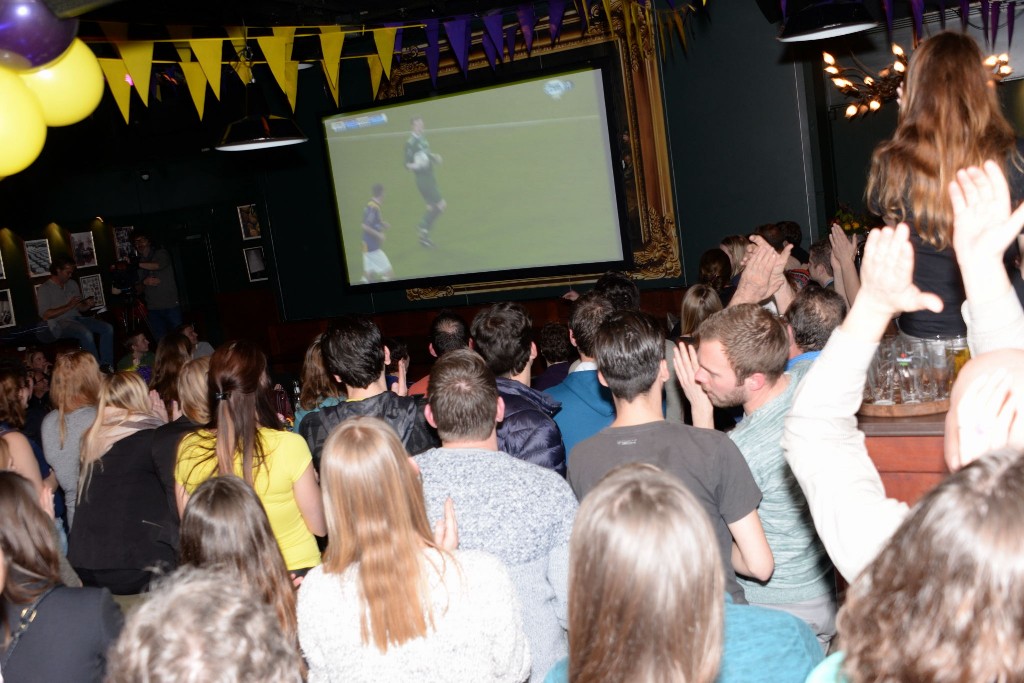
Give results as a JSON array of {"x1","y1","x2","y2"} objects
[
  {"x1": 177, "y1": 357, "x2": 211, "y2": 425},
  {"x1": 719, "y1": 236, "x2": 749, "y2": 278},
  {"x1": 79, "y1": 372, "x2": 157, "y2": 493},
  {"x1": 569, "y1": 464, "x2": 724, "y2": 683},
  {"x1": 320, "y1": 417, "x2": 445, "y2": 651},
  {"x1": 865, "y1": 31, "x2": 1017, "y2": 249},
  {"x1": 49, "y1": 351, "x2": 101, "y2": 448}
]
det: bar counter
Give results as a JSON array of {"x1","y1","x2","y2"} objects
[{"x1": 858, "y1": 411, "x2": 948, "y2": 506}]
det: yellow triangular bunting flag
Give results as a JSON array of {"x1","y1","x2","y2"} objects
[
  {"x1": 115, "y1": 41, "x2": 154, "y2": 106},
  {"x1": 284, "y1": 61, "x2": 299, "y2": 112},
  {"x1": 373, "y1": 27, "x2": 397, "y2": 79},
  {"x1": 179, "y1": 62, "x2": 208, "y2": 119},
  {"x1": 272, "y1": 26, "x2": 296, "y2": 43},
  {"x1": 320, "y1": 30, "x2": 344, "y2": 107},
  {"x1": 190, "y1": 39, "x2": 223, "y2": 100},
  {"x1": 257, "y1": 36, "x2": 289, "y2": 95},
  {"x1": 225, "y1": 27, "x2": 251, "y2": 84},
  {"x1": 233, "y1": 60, "x2": 253, "y2": 86},
  {"x1": 176, "y1": 45, "x2": 192, "y2": 63},
  {"x1": 368, "y1": 55, "x2": 383, "y2": 100},
  {"x1": 98, "y1": 58, "x2": 132, "y2": 123}
]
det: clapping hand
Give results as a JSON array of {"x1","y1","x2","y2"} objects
[
  {"x1": 858, "y1": 224, "x2": 943, "y2": 319},
  {"x1": 951, "y1": 369, "x2": 1024, "y2": 471},
  {"x1": 433, "y1": 497, "x2": 459, "y2": 551},
  {"x1": 829, "y1": 223, "x2": 857, "y2": 266},
  {"x1": 949, "y1": 160, "x2": 1024, "y2": 267}
]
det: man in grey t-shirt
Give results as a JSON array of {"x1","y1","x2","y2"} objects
[
  {"x1": 134, "y1": 233, "x2": 181, "y2": 342},
  {"x1": 569, "y1": 310, "x2": 772, "y2": 606},
  {"x1": 37, "y1": 257, "x2": 113, "y2": 368}
]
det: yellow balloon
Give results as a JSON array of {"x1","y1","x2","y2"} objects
[
  {"x1": 0, "y1": 66, "x2": 46, "y2": 176},
  {"x1": 19, "y1": 39, "x2": 104, "y2": 127}
]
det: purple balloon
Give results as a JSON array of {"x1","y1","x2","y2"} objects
[{"x1": 0, "y1": 0, "x2": 78, "y2": 71}]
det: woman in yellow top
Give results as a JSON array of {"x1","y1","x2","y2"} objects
[{"x1": 175, "y1": 340, "x2": 326, "y2": 572}]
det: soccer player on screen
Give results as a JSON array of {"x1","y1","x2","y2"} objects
[
  {"x1": 404, "y1": 116, "x2": 446, "y2": 248},
  {"x1": 360, "y1": 184, "x2": 394, "y2": 283}
]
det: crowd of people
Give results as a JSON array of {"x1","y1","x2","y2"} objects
[{"x1": 2, "y1": 30, "x2": 1024, "y2": 683}]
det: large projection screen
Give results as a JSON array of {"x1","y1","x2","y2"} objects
[{"x1": 322, "y1": 66, "x2": 627, "y2": 288}]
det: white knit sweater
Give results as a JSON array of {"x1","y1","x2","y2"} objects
[{"x1": 297, "y1": 548, "x2": 530, "y2": 683}]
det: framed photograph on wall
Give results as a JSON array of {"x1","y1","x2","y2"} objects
[
  {"x1": 114, "y1": 226, "x2": 135, "y2": 261},
  {"x1": 0, "y1": 290, "x2": 15, "y2": 329},
  {"x1": 237, "y1": 204, "x2": 262, "y2": 240},
  {"x1": 0, "y1": 250, "x2": 6, "y2": 280},
  {"x1": 79, "y1": 274, "x2": 105, "y2": 308},
  {"x1": 70, "y1": 231, "x2": 98, "y2": 268},
  {"x1": 243, "y1": 246, "x2": 268, "y2": 282},
  {"x1": 24, "y1": 239, "x2": 51, "y2": 278}
]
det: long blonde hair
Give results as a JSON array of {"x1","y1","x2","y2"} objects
[
  {"x1": 177, "y1": 357, "x2": 211, "y2": 425},
  {"x1": 49, "y1": 351, "x2": 101, "y2": 448},
  {"x1": 79, "y1": 372, "x2": 160, "y2": 494},
  {"x1": 569, "y1": 464, "x2": 724, "y2": 683},
  {"x1": 320, "y1": 417, "x2": 445, "y2": 652},
  {"x1": 865, "y1": 31, "x2": 1017, "y2": 249}
]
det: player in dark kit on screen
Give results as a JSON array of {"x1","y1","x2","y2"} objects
[
  {"x1": 404, "y1": 116, "x2": 446, "y2": 248},
  {"x1": 361, "y1": 184, "x2": 394, "y2": 283}
]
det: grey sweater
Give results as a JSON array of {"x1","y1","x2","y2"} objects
[
  {"x1": 41, "y1": 407, "x2": 97, "y2": 530},
  {"x1": 415, "y1": 447, "x2": 578, "y2": 682}
]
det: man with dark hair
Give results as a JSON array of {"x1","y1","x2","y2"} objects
[
  {"x1": 778, "y1": 220, "x2": 810, "y2": 265},
  {"x1": 416, "y1": 349, "x2": 578, "y2": 681},
  {"x1": 682, "y1": 303, "x2": 836, "y2": 645},
  {"x1": 176, "y1": 321, "x2": 214, "y2": 359},
  {"x1": 405, "y1": 116, "x2": 445, "y2": 248},
  {"x1": 470, "y1": 302, "x2": 566, "y2": 475},
  {"x1": 299, "y1": 314, "x2": 437, "y2": 465},
  {"x1": 807, "y1": 239, "x2": 834, "y2": 289},
  {"x1": 570, "y1": 310, "x2": 772, "y2": 606},
  {"x1": 544, "y1": 292, "x2": 615, "y2": 455},
  {"x1": 593, "y1": 270, "x2": 640, "y2": 311},
  {"x1": 36, "y1": 256, "x2": 114, "y2": 370},
  {"x1": 784, "y1": 285, "x2": 847, "y2": 382},
  {"x1": 531, "y1": 322, "x2": 575, "y2": 392},
  {"x1": 407, "y1": 310, "x2": 470, "y2": 396}
]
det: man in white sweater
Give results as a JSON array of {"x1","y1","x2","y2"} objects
[
  {"x1": 415, "y1": 349, "x2": 578, "y2": 681},
  {"x1": 782, "y1": 161, "x2": 1024, "y2": 583}
]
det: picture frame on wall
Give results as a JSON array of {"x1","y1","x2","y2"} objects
[
  {"x1": 24, "y1": 239, "x2": 51, "y2": 278},
  {"x1": 70, "y1": 231, "x2": 98, "y2": 268},
  {"x1": 114, "y1": 226, "x2": 135, "y2": 261},
  {"x1": 0, "y1": 289, "x2": 15, "y2": 329},
  {"x1": 237, "y1": 204, "x2": 262, "y2": 240},
  {"x1": 0, "y1": 250, "x2": 6, "y2": 280},
  {"x1": 243, "y1": 246, "x2": 268, "y2": 282},
  {"x1": 79, "y1": 274, "x2": 106, "y2": 308}
]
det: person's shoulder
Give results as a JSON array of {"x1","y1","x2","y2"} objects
[{"x1": 260, "y1": 427, "x2": 308, "y2": 450}]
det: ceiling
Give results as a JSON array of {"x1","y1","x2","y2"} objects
[{"x1": 63, "y1": 0, "x2": 530, "y2": 27}]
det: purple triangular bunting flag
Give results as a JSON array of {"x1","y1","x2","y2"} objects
[
  {"x1": 425, "y1": 18, "x2": 440, "y2": 86},
  {"x1": 549, "y1": 0, "x2": 567, "y2": 44},
  {"x1": 881, "y1": 0, "x2": 894, "y2": 34},
  {"x1": 443, "y1": 16, "x2": 472, "y2": 76},
  {"x1": 960, "y1": 0, "x2": 970, "y2": 28},
  {"x1": 506, "y1": 24, "x2": 518, "y2": 61},
  {"x1": 1010, "y1": 1, "x2": 1017, "y2": 47},
  {"x1": 991, "y1": 1, "x2": 1001, "y2": 45},
  {"x1": 910, "y1": 0, "x2": 924, "y2": 41},
  {"x1": 394, "y1": 27, "x2": 403, "y2": 63},
  {"x1": 482, "y1": 12, "x2": 505, "y2": 59},
  {"x1": 517, "y1": 5, "x2": 536, "y2": 56},
  {"x1": 981, "y1": 0, "x2": 990, "y2": 44},
  {"x1": 482, "y1": 32, "x2": 499, "y2": 69},
  {"x1": 938, "y1": 0, "x2": 946, "y2": 28}
]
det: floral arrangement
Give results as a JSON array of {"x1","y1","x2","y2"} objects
[{"x1": 830, "y1": 203, "x2": 879, "y2": 236}]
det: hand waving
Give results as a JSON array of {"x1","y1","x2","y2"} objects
[
  {"x1": 949, "y1": 160, "x2": 1024, "y2": 266},
  {"x1": 858, "y1": 224, "x2": 943, "y2": 318}
]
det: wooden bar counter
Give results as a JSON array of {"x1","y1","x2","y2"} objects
[{"x1": 858, "y1": 411, "x2": 949, "y2": 506}]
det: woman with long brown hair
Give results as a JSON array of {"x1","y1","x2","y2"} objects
[
  {"x1": 149, "y1": 332, "x2": 192, "y2": 415},
  {"x1": 297, "y1": 417, "x2": 529, "y2": 682},
  {"x1": 0, "y1": 471, "x2": 122, "y2": 682},
  {"x1": 292, "y1": 335, "x2": 342, "y2": 434},
  {"x1": 40, "y1": 351, "x2": 102, "y2": 530},
  {"x1": 180, "y1": 476, "x2": 300, "y2": 657},
  {"x1": 0, "y1": 368, "x2": 47, "y2": 496},
  {"x1": 865, "y1": 31, "x2": 1019, "y2": 338},
  {"x1": 67, "y1": 371, "x2": 174, "y2": 594},
  {"x1": 174, "y1": 340, "x2": 325, "y2": 574}
]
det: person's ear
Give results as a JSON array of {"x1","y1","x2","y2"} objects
[
  {"x1": 744, "y1": 372, "x2": 767, "y2": 393},
  {"x1": 597, "y1": 371, "x2": 608, "y2": 388},
  {"x1": 658, "y1": 359, "x2": 669, "y2": 382},
  {"x1": 333, "y1": 374, "x2": 343, "y2": 384},
  {"x1": 429, "y1": 343, "x2": 437, "y2": 358},
  {"x1": 530, "y1": 341, "x2": 538, "y2": 360},
  {"x1": 424, "y1": 404, "x2": 438, "y2": 429},
  {"x1": 383, "y1": 345, "x2": 391, "y2": 367},
  {"x1": 495, "y1": 395, "x2": 506, "y2": 423},
  {"x1": 568, "y1": 329, "x2": 579, "y2": 349}
]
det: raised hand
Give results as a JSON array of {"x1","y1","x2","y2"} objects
[
  {"x1": 950, "y1": 368, "x2": 1024, "y2": 471},
  {"x1": 950, "y1": 160, "x2": 1024, "y2": 266},
  {"x1": 829, "y1": 223, "x2": 857, "y2": 265},
  {"x1": 859, "y1": 224, "x2": 943, "y2": 318},
  {"x1": 673, "y1": 341, "x2": 714, "y2": 429},
  {"x1": 433, "y1": 497, "x2": 459, "y2": 551}
]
